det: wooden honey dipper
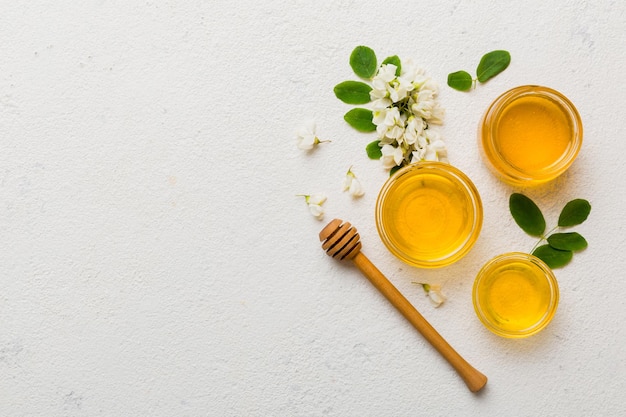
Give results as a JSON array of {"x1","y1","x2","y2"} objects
[{"x1": 319, "y1": 219, "x2": 488, "y2": 393}]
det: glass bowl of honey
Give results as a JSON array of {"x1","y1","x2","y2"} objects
[
  {"x1": 473, "y1": 252, "x2": 559, "y2": 338},
  {"x1": 479, "y1": 85, "x2": 583, "y2": 185},
  {"x1": 375, "y1": 162, "x2": 483, "y2": 268}
]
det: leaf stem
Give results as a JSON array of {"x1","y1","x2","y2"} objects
[
  {"x1": 530, "y1": 239, "x2": 543, "y2": 254},
  {"x1": 530, "y1": 225, "x2": 560, "y2": 253}
]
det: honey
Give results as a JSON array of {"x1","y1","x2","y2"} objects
[
  {"x1": 473, "y1": 252, "x2": 559, "y2": 338},
  {"x1": 479, "y1": 85, "x2": 582, "y2": 185},
  {"x1": 375, "y1": 162, "x2": 482, "y2": 268},
  {"x1": 496, "y1": 96, "x2": 570, "y2": 172}
]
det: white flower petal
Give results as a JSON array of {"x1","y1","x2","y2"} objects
[
  {"x1": 297, "y1": 134, "x2": 316, "y2": 150},
  {"x1": 342, "y1": 176, "x2": 352, "y2": 191},
  {"x1": 308, "y1": 193, "x2": 327, "y2": 205},
  {"x1": 308, "y1": 204, "x2": 324, "y2": 219},
  {"x1": 372, "y1": 108, "x2": 387, "y2": 125},
  {"x1": 393, "y1": 146, "x2": 404, "y2": 165},
  {"x1": 411, "y1": 149, "x2": 425, "y2": 163},
  {"x1": 369, "y1": 87, "x2": 388, "y2": 101},
  {"x1": 381, "y1": 144, "x2": 404, "y2": 169},
  {"x1": 349, "y1": 178, "x2": 364, "y2": 197},
  {"x1": 427, "y1": 285, "x2": 446, "y2": 307},
  {"x1": 371, "y1": 97, "x2": 392, "y2": 110},
  {"x1": 377, "y1": 64, "x2": 397, "y2": 82}
]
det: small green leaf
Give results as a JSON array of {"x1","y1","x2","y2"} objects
[
  {"x1": 476, "y1": 50, "x2": 511, "y2": 83},
  {"x1": 390, "y1": 165, "x2": 403, "y2": 176},
  {"x1": 366, "y1": 140, "x2": 382, "y2": 159},
  {"x1": 548, "y1": 232, "x2": 588, "y2": 251},
  {"x1": 447, "y1": 70, "x2": 473, "y2": 91},
  {"x1": 382, "y1": 55, "x2": 401, "y2": 76},
  {"x1": 533, "y1": 244, "x2": 573, "y2": 269},
  {"x1": 350, "y1": 46, "x2": 377, "y2": 79},
  {"x1": 344, "y1": 108, "x2": 376, "y2": 132},
  {"x1": 509, "y1": 193, "x2": 546, "y2": 237},
  {"x1": 333, "y1": 81, "x2": 373, "y2": 104},
  {"x1": 558, "y1": 199, "x2": 591, "y2": 227}
]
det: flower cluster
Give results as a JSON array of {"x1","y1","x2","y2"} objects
[{"x1": 370, "y1": 62, "x2": 447, "y2": 170}]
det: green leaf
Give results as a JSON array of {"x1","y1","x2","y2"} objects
[
  {"x1": 390, "y1": 165, "x2": 403, "y2": 176},
  {"x1": 447, "y1": 70, "x2": 473, "y2": 91},
  {"x1": 382, "y1": 55, "x2": 401, "y2": 76},
  {"x1": 558, "y1": 199, "x2": 591, "y2": 227},
  {"x1": 476, "y1": 50, "x2": 511, "y2": 83},
  {"x1": 533, "y1": 244, "x2": 573, "y2": 269},
  {"x1": 365, "y1": 140, "x2": 382, "y2": 159},
  {"x1": 509, "y1": 193, "x2": 546, "y2": 237},
  {"x1": 350, "y1": 46, "x2": 377, "y2": 79},
  {"x1": 333, "y1": 81, "x2": 373, "y2": 104},
  {"x1": 547, "y1": 232, "x2": 588, "y2": 251},
  {"x1": 344, "y1": 108, "x2": 376, "y2": 132}
]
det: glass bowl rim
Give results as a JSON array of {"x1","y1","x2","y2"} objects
[
  {"x1": 480, "y1": 84, "x2": 583, "y2": 184},
  {"x1": 472, "y1": 251, "x2": 560, "y2": 338},
  {"x1": 375, "y1": 161, "x2": 483, "y2": 268}
]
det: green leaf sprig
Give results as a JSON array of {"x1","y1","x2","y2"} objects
[
  {"x1": 447, "y1": 50, "x2": 511, "y2": 92},
  {"x1": 509, "y1": 193, "x2": 591, "y2": 268}
]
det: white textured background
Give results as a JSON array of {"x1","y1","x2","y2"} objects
[{"x1": 2, "y1": 1, "x2": 625, "y2": 416}]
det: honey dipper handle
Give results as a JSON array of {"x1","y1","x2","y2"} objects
[{"x1": 352, "y1": 252, "x2": 488, "y2": 393}]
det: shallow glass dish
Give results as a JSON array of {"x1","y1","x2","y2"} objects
[
  {"x1": 479, "y1": 85, "x2": 583, "y2": 186},
  {"x1": 473, "y1": 252, "x2": 559, "y2": 338},
  {"x1": 375, "y1": 162, "x2": 482, "y2": 268}
]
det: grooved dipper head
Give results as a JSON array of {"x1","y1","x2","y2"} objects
[{"x1": 319, "y1": 219, "x2": 362, "y2": 261}]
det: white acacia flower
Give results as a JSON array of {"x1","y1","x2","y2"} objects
[
  {"x1": 342, "y1": 166, "x2": 364, "y2": 197},
  {"x1": 299, "y1": 193, "x2": 327, "y2": 219},
  {"x1": 388, "y1": 75, "x2": 414, "y2": 103},
  {"x1": 374, "y1": 107, "x2": 404, "y2": 142},
  {"x1": 419, "y1": 78, "x2": 440, "y2": 95},
  {"x1": 371, "y1": 97, "x2": 392, "y2": 110},
  {"x1": 380, "y1": 144, "x2": 404, "y2": 169},
  {"x1": 411, "y1": 96, "x2": 436, "y2": 120},
  {"x1": 410, "y1": 84, "x2": 444, "y2": 124},
  {"x1": 372, "y1": 107, "x2": 388, "y2": 126},
  {"x1": 411, "y1": 71, "x2": 434, "y2": 92},
  {"x1": 399, "y1": 59, "x2": 422, "y2": 80},
  {"x1": 370, "y1": 66, "x2": 395, "y2": 102},
  {"x1": 410, "y1": 149, "x2": 424, "y2": 163},
  {"x1": 370, "y1": 86, "x2": 389, "y2": 103},
  {"x1": 424, "y1": 131, "x2": 448, "y2": 162},
  {"x1": 375, "y1": 63, "x2": 398, "y2": 83},
  {"x1": 428, "y1": 105, "x2": 445, "y2": 125},
  {"x1": 415, "y1": 283, "x2": 446, "y2": 307},
  {"x1": 411, "y1": 137, "x2": 448, "y2": 163},
  {"x1": 383, "y1": 106, "x2": 401, "y2": 126},
  {"x1": 403, "y1": 116, "x2": 425, "y2": 146},
  {"x1": 296, "y1": 120, "x2": 329, "y2": 150}
]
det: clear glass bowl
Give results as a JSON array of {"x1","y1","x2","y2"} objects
[
  {"x1": 375, "y1": 162, "x2": 482, "y2": 268},
  {"x1": 479, "y1": 85, "x2": 583, "y2": 186},
  {"x1": 473, "y1": 252, "x2": 559, "y2": 338}
]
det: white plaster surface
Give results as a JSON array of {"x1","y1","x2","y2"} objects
[{"x1": 1, "y1": 1, "x2": 625, "y2": 415}]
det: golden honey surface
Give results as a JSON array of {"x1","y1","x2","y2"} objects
[
  {"x1": 479, "y1": 85, "x2": 582, "y2": 185},
  {"x1": 473, "y1": 253, "x2": 559, "y2": 338},
  {"x1": 495, "y1": 95, "x2": 571, "y2": 174},
  {"x1": 376, "y1": 163, "x2": 481, "y2": 268}
]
